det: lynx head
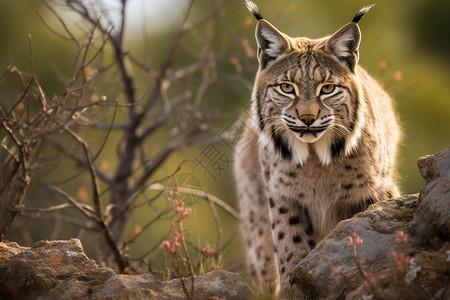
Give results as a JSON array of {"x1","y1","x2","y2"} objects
[{"x1": 245, "y1": 1, "x2": 374, "y2": 165}]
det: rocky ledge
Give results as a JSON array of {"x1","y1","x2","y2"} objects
[
  {"x1": 291, "y1": 146, "x2": 450, "y2": 299},
  {"x1": 0, "y1": 239, "x2": 249, "y2": 300}
]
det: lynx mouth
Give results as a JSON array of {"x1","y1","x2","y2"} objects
[{"x1": 288, "y1": 126, "x2": 327, "y2": 138}]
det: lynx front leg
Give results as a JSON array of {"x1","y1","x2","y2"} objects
[
  {"x1": 239, "y1": 186, "x2": 280, "y2": 294},
  {"x1": 241, "y1": 205, "x2": 279, "y2": 294},
  {"x1": 235, "y1": 127, "x2": 280, "y2": 293},
  {"x1": 268, "y1": 198, "x2": 316, "y2": 291}
]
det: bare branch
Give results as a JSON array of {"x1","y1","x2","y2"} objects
[
  {"x1": 40, "y1": 0, "x2": 80, "y2": 43},
  {"x1": 133, "y1": 142, "x2": 180, "y2": 191},
  {"x1": 8, "y1": 203, "x2": 98, "y2": 221},
  {"x1": 63, "y1": 126, "x2": 128, "y2": 271},
  {"x1": 41, "y1": 182, "x2": 98, "y2": 219},
  {"x1": 140, "y1": 0, "x2": 195, "y2": 119},
  {"x1": 27, "y1": 34, "x2": 48, "y2": 112}
]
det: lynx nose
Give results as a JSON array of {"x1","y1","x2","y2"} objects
[{"x1": 299, "y1": 114, "x2": 317, "y2": 127}]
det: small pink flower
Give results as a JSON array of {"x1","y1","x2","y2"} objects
[
  {"x1": 330, "y1": 265, "x2": 341, "y2": 276},
  {"x1": 390, "y1": 250, "x2": 399, "y2": 265},
  {"x1": 395, "y1": 231, "x2": 408, "y2": 245},
  {"x1": 171, "y1": 241, "x2": 181, "y2": 254},
  {"x1": 202, "y1": 243, "x2": 215, "y2": 256},
  {"x1": 378, "y1": 60, "x2": 388, "y2": 71},
  {"x1": 242, "y1": 38, "x2": 255, "y2": 57},
  {"x1": 365, "y1": 272, "x2": 376, "y2": 286},
  {"x1": 162, "y1": 239, "x2": 181, "y2": 254},
  {"x1": 349, "y1": 233, "x2": 363, "y2": 247},
  {"x1": 162, "y1": 241, "x2": 172, "y2": 253},
  {"x1": 230, "y1": 57, "x2": 240, "y2": 66},
  {"x1": 176, "y1": 201, "x2": 185, "y2": 213},
  {"x1": 181, "y1": 207, "x2": 192, "y2": 219},
  {"x1": 392, "y1": 70, "x2": 403, "y2": 82}
]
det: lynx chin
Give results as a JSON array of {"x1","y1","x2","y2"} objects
[{"x1": 234, "y1": 1, "x2": 401, "y2": 294}]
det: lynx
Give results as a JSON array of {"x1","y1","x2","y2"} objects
[{"x1": 234, "y1": 1, "x2": 401, "y2": 293}]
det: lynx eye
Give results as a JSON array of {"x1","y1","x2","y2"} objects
[
  {"x1": 280, "y1": 83, "x2": 295, "y2": 94},
  {"x1": 321, "y1": 84, "x2": 336, "y2": 94}
]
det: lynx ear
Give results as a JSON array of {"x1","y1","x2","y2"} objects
[
  {"x1": 328, "y1": 23, "x2": 361, "y2": 71},
  {"x1": 255, "y1": 20, "x2": 291, "y2": 68}
]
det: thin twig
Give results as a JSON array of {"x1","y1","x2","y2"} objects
[
  {"x1": 353, "y1": 245, "x2": 383, "y2": 299},
  {"x1": 40, "y1": 0, "x2": 80, "y2": 43},
  {"x1": 10, "y1": 203, "x2": 79, "y2": 214},
  {"x1": 42, "y1": 183, "x2": 98, "y2": 220},
  {"x1": 179, "y1": 220, "x2": 195, "y2": 299},
  {"x1": 207, "y1": 198, "x2": 222, "y2": 266},
  {"x1": 27, "y1": 34, "x2": 48, "y2": 112},
  {"x1": 18, "y1": 213, "x2": 100, "y2": 231},
  {"x1": 123, "y1": 207, "x2": 173, "y2": 246},
  {"x1": 139, "y1": 0, "x2": 195, "y2": 120},
  {"x1": 147, "y1": 183, "x2": 239, "y2": 220},
  {"x1": 175, "y1": 252, "x2": 193, "y2": 300}
]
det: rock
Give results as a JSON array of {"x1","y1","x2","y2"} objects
[
  {"x1": 410, "y1": 146, "x2": 450, "y2": 241},
  {"x1": 93, "y1": 270, "x2": 249, "y2": 300},
  {"x1": 0, "y1": 239, "x2": 115, "y2": 300},
  {"x1": 165, "y1": 270, "x2": 250, "y2": 300},
  {"x1": 291, "y1": 147, "x2": 450, "y2": 299},
  {"x1": 416, "y1": 146, "x2": 449, "y2": 184},
  {"x1": 290, "y1": 195, "x2": 419, "y2": 299},
  {"x1": 0, "y1": 241, "x2": 28, "y2": 268},
  {"x1": 0, "y1": 239, "x2": 250, "y2": 300}
]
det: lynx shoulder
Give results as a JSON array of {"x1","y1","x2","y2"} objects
[{"x1": 235, "y1": 0, "x2": 401, "y2": 293}]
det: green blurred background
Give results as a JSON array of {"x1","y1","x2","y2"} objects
[{"x1": 1, "y1": 0, "x2": 449, "y2": 275}]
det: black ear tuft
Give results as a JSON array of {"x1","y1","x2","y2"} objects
[
  {"x1": 244, "y1": 0, "x2": 264, "y2": 21},
  {"x1": 352, "y1": 4, "x2": 375, "y2": 23}
]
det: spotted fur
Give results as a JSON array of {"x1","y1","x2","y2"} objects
[{"x1": 235, "y1": 1, "x2": 400, "y2": 294}]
